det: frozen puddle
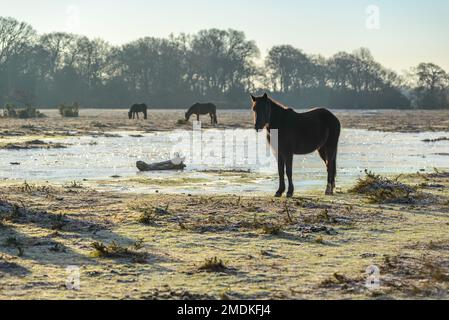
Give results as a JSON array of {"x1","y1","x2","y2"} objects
[{"x1": 0, "y1": 129, "x2": 448, "y2": 194}]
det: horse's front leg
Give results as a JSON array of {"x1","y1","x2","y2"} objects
[
  {"x1": 285, "y1": 154, "x2": 294, "y2": 198},
  {"x1": 275, "y1": 156, "x2": 286, "y2": 197},
  {"x1": 197, "y1": 114, "x2": 200, "y2": 122}
]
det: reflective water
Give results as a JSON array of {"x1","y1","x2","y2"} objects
[{"x1": 0, "y1": 129, "x2": 448, "y2": 194}]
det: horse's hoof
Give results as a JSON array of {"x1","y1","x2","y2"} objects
[
  {"x1": 286, "y1": 193, "x2": 294, "y2": 198},
  {"x1": 275, "y1": 192, "x2": 283, "y2": 198},
  {"x1": 325, "y1": 184, "x2": 334, "y2": 196}
]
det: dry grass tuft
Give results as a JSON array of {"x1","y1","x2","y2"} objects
[
  {"x1": 198, "y1": 257, "x2": 228, "y2": 273},
  {"x1": 51, "y1": 213, "x2": 68, "y2": 230},
  {"x1": 380, "y1": 253, "x2": 449, "y2": 296},
  {"x1": 90, "y1": 241, "x2": 148, "y2": 263},
  {"x1": 315, "y1": 236, "x2": 325, "y2": 244},
  {"x1": 261, "y1": 224, "x2": 283, "y2": 235},
  {"x1": 135, "y1": 204, "x2": 170, "y2": 225},
  {"x1": 137, "y1": 210, "x2": 157, "y2": 225},
  {"x1": 319, "y1": 272, "x2": 361, "y2": 289},
  {"x1": 350, "y1": 170, "x2": 417, "y2": 203},
  {"x1": 65, "y1": 181, "x2": 84, "y2": 189}
]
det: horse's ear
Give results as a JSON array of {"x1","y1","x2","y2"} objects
[
  {"x1": 250, "y1": 95, "x2": 256, "y2": 102},
  {"x1": 263, "y1": 93, "x2": 268, "y2": 99}
]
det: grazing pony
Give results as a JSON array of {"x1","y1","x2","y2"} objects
[
  {"x1": 185, "y1": 103, "x2": 218, "y2": 125},
  {"x1": 251, "y1": 93, "x2": 341, "y2": 197},
  {"x1": 128, "y1": 104, "x2": 148, "y2": 120}
]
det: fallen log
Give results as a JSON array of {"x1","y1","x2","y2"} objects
[{"x1": 136, "y1": 158, "x2": 186, "y2": 171}]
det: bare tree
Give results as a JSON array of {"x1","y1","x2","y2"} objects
[
  {"x1": 0, "y1": 17, "x2": 36, "y2": 66},
  {"x1": 412, "y1": 63, "x2": 449, "y2": 108},
  {"x1": 0, "y1": 16, "x2": 445, "y2": 109}
]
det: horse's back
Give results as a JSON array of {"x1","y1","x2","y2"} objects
[
  {"x1": 190, "y1": 103, "x2": 216, "y2": 114},
  {"x1": 131, "y1": 103, "x2": 147, "y2": 111},
  {"x1": 202, "y1": 103, "x2": 216, "y2": 112},
  {"x1": 301, "y1": 107, "x2": 340, "y2": 130}
]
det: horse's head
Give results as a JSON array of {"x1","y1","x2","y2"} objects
[
  {"x1": 128, "y1": 111, "x2": 133, "y2": 119},
  {"x1": 185, "y1": 103, "x2": 198, "y2": 121},
  {"x1": 251, "y1": 93, "x2": 271, "y2": 130}
]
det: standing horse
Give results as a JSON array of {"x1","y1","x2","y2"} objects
[
  {"x1": 251, "y1": 93, "x2": 341, "y2": 197},
  {"x1": 185, "y1": 103, "x2": 218, "y2": 125},
  {"x1": 128, "y1": 103, "x2": 148, "y2": 120}
]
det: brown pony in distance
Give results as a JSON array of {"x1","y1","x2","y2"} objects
[
  {"x1": 251, "y1": 93, "x2": 341, "y2": 197},
  {"x1": 185, "y1": 103, "x2": 218, "y2": 125},
  {"x1": 128, "y1": 103, "x2": 148, "y2": 120}
]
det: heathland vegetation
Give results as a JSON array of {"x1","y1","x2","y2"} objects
[{"x1": 0, "y1": 17, "x2": 448, "y2": 109}]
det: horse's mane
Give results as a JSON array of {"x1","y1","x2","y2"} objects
[{"x1": 268, "y1": 97, "x2": 290, "y2": 110}]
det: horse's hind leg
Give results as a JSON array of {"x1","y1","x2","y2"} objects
[
  {"x1": 318, "y1": 147, "x2": 334, "y2": 195},
  {"x1": 327, "y1": 144, "x2": 338, "y2": 195},
  {"x1": 327, "y1": 123, "x2": 341, "y2": 195},
  {"x1": 330, "y1": 158, "x2": 336, "y2": 191}
]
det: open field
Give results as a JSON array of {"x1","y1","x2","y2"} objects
[
  {"x1": 1, "y1": 172, "x2": 449, "y2": 299},
  {"x1": 0, "y1": 109, "x2": 449, "y2": 138},
  {"x1": 1, "y1": 108, "x2": 449, "y2": 300}
]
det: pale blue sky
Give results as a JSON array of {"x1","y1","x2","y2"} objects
[{"x1": 1, "y1": 0, "x2": 448, "y2": 72}]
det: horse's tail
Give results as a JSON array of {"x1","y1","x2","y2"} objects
[{"x1": 328, "y1": 117, "x2": 341, "y2": 160}]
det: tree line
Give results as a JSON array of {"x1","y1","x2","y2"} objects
[{"x1": 1, "y1": 16, "x2": 448, "y2": 109}]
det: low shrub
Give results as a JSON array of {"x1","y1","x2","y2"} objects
[
  {"x1": 2, "y1": 104, "x2": 46, "y2": 119},
  {"x1": 58, "y1": 102, "x2": 80, "y2": 117}
]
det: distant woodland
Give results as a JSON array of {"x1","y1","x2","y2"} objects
[{"x1": 1, "y1": 17, "x2": 448, "y2": 109}]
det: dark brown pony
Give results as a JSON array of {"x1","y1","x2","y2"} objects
[
  {"x1": 251, "y1": 93, "x2": 341, "y2": 197},
  {"x1": 185, "y1": 103, "x2": 218, "y2": 125},
  {"x1": 128, "y1": 103, "x2": 148, "y2": 119}
]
